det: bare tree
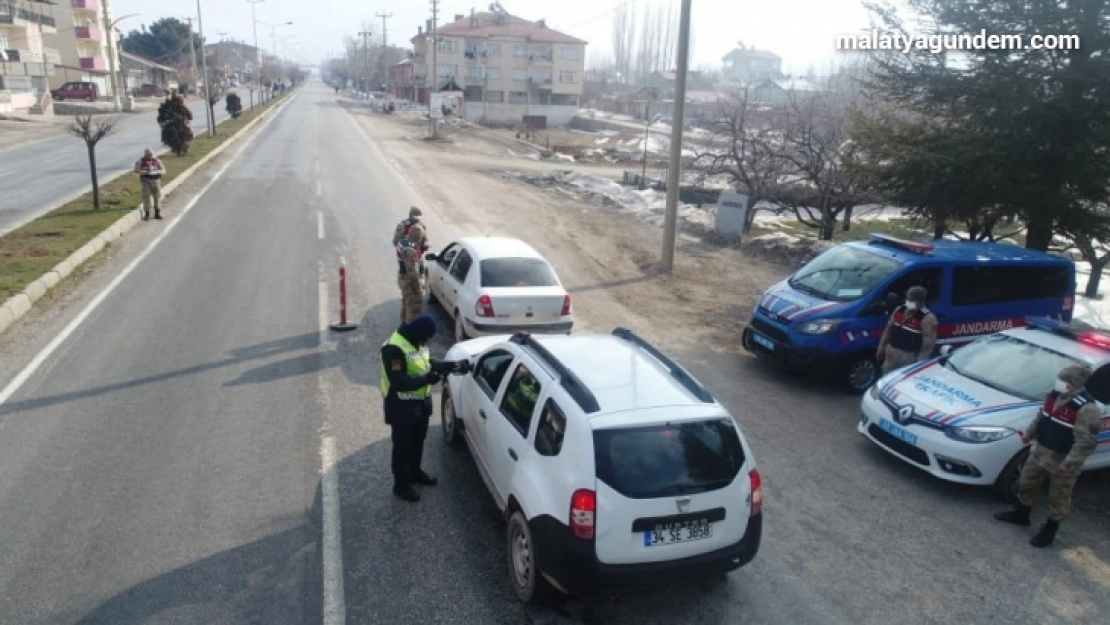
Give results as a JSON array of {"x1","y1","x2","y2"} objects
[
  {"x1": 691, "y1": 85, "x2": 787, "y2": 233},
  {"x1": 611, "y1": 0, "x2": 637, "y2": 83},
  {"x1": 70, "y1": 114, "x2": 118, "y2": 211}
]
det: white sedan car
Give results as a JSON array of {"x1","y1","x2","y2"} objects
[
  {"x1": 426, "y1": 237, "x2": 574, "y2": 343},
  {"x1": 859, "y1": 317, "x2": 1110, "y2": 501}
]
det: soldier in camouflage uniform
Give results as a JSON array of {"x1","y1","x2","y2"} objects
[
  {"x1": 994, "y1": 363, "x2": 1102, "y2": 547},
  {"x1": 397, "y1": 223, "x2": 427, "y2": 323},
  {"x1": 876, "y1": 286, "x2": 938, "y2": 375}
]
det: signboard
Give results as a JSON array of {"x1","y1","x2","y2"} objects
[
  {"x1": 429, "y1": 93, "x2": 445, "y2": 118},
  {"x1": 716, "y1": 191, "x2": 749, "y2": 240}
]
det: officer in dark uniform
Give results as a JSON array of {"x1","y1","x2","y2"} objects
[
  {"x1": 876, "y1": 286, "x2": 939, "y2": 375},
  {"x1": 380, "y1": 314, "x2": 470, "y2": 502}
]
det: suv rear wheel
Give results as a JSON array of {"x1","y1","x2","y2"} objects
[{"x1": 507, "y1": 510, "x2": 549, "y2": 603}]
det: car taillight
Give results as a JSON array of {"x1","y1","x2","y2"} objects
[
  {"x1": 1064, "y1": 297, "x2": 1074, "y2": 311},
  {"x1": 749, "y1": 469, "x2": 763, "y2": 517},
  {"x1": 560, "y1": 294, "x2": 572, "y2": 316},
  {"x1": 569, "y1": 489, "x2": 596, "y2": 540},
  {"x1": 475, "y1": 294, "x2": 495, "y2": 318}
]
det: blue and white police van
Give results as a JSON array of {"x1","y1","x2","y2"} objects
[
  {"x1": 741, "y1": 234, "x2": 1076, "y2": 393},
  {"x1": 859, "y1": 317, "x2": 1110, "y2": 501}
]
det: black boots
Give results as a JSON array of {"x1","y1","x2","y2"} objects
[
  {"x1": 411, "y1": 470, "x2": 438, "y2": 486},
  {"x1": 994, "y1": 504, "x2": 1032, "y2": 526},
  {"x1": 142, "y1": 211, "x2": 150, "y2": 221},
  {"x1": 1030, "y1": 521, "x2": 1059, "y2": 548},
  {"x1": 393, "y1": 483, "x2": 419, "y2": 503},
  {"x1": 154, "y1": 210, "x2": 163, "y2": 220}
]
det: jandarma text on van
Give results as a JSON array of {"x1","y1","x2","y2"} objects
[{"x1": 836, "y1": 30, "x2": 1080, "y2": 54}]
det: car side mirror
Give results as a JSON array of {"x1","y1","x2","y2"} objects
[
  {"x1": 425, "y1": 253, "x2": 439, "y2": 262},
  {"x1": 884, "y1": 292, "x2": 900, "y2": 314},
  {"x1": 939, "y1": 345, "x2": 953, "y2": 357}
]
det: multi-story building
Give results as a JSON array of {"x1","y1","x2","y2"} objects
[
  {"x1": 205, "y1": 41, "x2": 262, "y2": 86},
  {"x1": 409, "y1": 6, "x2": 587, "y2": 127},
  {"x1": 47, "y1": 0, "x2": 120, "y2": 97},
  {"x1": 722, "y1": 44, "x2": 783, "y2": 85},
  {"x1": 0, "y1": 0, "x2": 59, "y2": 111}
]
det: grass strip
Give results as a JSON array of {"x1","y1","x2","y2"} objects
[{"x1": 0, "y1": 92, "x2": 293, "y2": 300}]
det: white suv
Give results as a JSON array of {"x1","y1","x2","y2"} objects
[{"x1": 441, "y1": 328, "x2": 763, "y2": 602}]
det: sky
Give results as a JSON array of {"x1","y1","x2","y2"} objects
[{"x1": 111, "y1": 0, "x2": 877, "y2": 75}]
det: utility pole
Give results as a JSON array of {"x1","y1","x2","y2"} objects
[
  {"x1": 182, "y1": 17, "x2": 199, "y2": 99},
  {"x1": 247, "y1": 0, "x2": 263, "y2": 108},
  {"x1": 660, "y1": 0, "x2": 691, "y2": 272},
  {"x1": 377, "y1": 12, "x2": 391, "y2": 97},
  {"x1": 102, "y1": 0, "x2": 120, "y2": 111},
  {"x1": 429, "y1": 0, "x2": 438, "y2": 138},
  {"x1": 359, "y1": 30, "x2": 371, "y2": 96},
  {"x1": 197, "y1": 0, "x2": 214, "y2": 137}
]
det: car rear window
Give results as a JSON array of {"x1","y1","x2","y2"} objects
[
  {"x1": 593, "y1": 419, "x2": 745, "y2": 499},
  {"x1": 480, "y1": 258, "x2": 559, "y2": 287}
]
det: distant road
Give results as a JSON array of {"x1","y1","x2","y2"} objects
[{"x1": 0, "y1": 99, "x2": 231, "y2": 236}]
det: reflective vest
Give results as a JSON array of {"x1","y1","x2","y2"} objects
[
  {"x1": 1035, "y1": 390, "x2": 1095, "y2": 454},
  {"x1": 888, "y1": 305, "x2": 930, "y2": 353},
  {"x1": 506, "y1": 378, "x2": 539, "y2": 416},
  {"x1": 138, "y1": 157, "x2": 162, "y2": 178},
  {"x1": 380, "y1": 331, "x2": 432, "y2": 401}
]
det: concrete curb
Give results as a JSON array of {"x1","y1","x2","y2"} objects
[{"x1": 0, "y1": 88, "x2": 300, "y2": 337}]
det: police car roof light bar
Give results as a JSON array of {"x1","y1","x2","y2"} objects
[
  {"x1": 868, "y1": 233, "x2": 935, "y2": 255},
  {"x1": 611, "y1": 327, "x2": 714, "y2": 403},
  {"x1": 1025, "y1": 316, "x2": 1110, "y2": 350},
  {"x1": 509, "y1": 333, "x2": 601, "y2": 413}
]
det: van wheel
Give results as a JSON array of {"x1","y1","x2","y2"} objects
[
  {"x1": 441, "y1": 388, "x2": 463, "y2": 447},
  {"x1": 844, "y1": 356, "x2": 878, "y2": 394},
  {"x1": 994, "y1": 447, "x2": 1030, "y2": 504},
  {"x1": 507, "y1": 510, "x2": 550, "y2": 604}
]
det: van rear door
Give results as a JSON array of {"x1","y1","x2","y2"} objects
[{"x1": 590, "y1": 409, "x2": 753, "y2": 565}]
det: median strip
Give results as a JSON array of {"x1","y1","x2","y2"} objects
[{"x1": 0, "y1": 89, "x2": 299, "y2": 336}]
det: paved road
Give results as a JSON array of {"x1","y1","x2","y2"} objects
[{"x1": 0, "y1": 98, "x2": 233, "y2": 236}]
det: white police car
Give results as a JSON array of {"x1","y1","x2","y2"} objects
[
  {"x1": 859, "y1": 317, "x2": 1110, "y2": 500},
  {"x1": 440, "y1": 328, "x2": 763, "y2": 602}
]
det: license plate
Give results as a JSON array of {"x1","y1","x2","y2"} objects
[
  {"x1": 879, "y1": 417, "x2": 918, "y2": 446},
  {"x1": 752, "y1": 332, "x2": 775, "y2": 351},
  {"x1": 643, "y1": 519, "x2": 713, "y2": 546}
]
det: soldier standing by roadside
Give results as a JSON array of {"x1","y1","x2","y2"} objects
[
  {"x1": 134, "y1": 149, "x2": 166, "y2": 220},
  {"x1": 876, "y1": 286, "x2": 938, "y2": 375},
  {"x1": 397, "y1": 223, "x2": 427, "y2": 323},
  {"x1": 994, "y1": 363, "x2": 1102, "y2": 547}
]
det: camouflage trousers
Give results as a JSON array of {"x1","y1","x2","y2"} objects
[
  {"x1": 398, "y1": 275, "x2": 425, "y2": 324},
  {"x1": 881, "y1": 347, "x2": 919, "y2": 375},
  {"x1": 1017, "y1": 443, "x2": 1079, "y2": 522},
  {"x1": 141, "y1": 178, "x2": 161, "y2": 213}
]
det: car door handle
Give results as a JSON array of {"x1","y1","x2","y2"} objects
[
  {"x1": 479, "y1": 409, "x2": 487, "y2": 420},
  {"x1": 508, "y1": 448, "x2": 518, "y2": 461}
]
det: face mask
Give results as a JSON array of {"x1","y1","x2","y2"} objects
[
  {"x1": 905, "y1": 302, "x2": 919, "y2": 311},
  {"x1": 1054, "y1": 379, "x2": 1069, "y2": 394}
]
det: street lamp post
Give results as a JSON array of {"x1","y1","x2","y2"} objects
[
  {"x1": 247, "y1": 0, "x2": 263, "y2": 109},
  {"x1": 100, "y1": 0, "x2": 138, "y2": 112},
  {"x1": 196, "y1": 0, "x2": 214, "y2": 136},
  {"x1": 255, "y1": 20, "x2": 293, "y2": 102}
]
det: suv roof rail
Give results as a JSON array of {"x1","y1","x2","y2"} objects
[
  {"x1": 509, "y1": 333, "x2": 601, "y2": 413},
  {"x1": 611, "y1": 327, "x2": 714, "y2": 403}
]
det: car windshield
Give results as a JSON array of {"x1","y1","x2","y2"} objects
[
  {"x1": 788, "y1": 246, "x2": 901, "y2": 302},
  {"x1": 945, "y1": 334, "x2": 1086, "y2": 400},
  {"x1": 479, "y1": 258, "x2": 559, "y2": 287},
  {"x1": 593, "y1": 419, "x2": 745, "y2": 499}
]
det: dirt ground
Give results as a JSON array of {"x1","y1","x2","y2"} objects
[{"x1": 353, "y1": 106, "x2": 788, "y2": 353}]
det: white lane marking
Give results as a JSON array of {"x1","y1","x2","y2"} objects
[
  {"x1": 318, "y1": 274, "x2": 328, "y2": 344},
  {"x1": 317, "y1": 210, "x2": 325, "y2": 239},
  {"x1": 316, "y1": 179, "x2": 322, "y2": 197},
  {"x1": 321, "y1": 434, "x2": 346, "y2": 625},
  {"x1": 0, "y1": 89, "x2": 295, "y2": 409}
]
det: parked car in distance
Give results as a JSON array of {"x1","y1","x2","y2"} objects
[
  {"x1": 133, "y1": 83, "x2": 169, "y2": 98},
  {"x1": 51, "y1": 81, "x2": 99, "y2": 102},
  {"x1": 441, "y1": 328, "x2": 763, "y2": 602},
  {"x1": 425, "y1": 237, "x2": 574, "y2": 343}
]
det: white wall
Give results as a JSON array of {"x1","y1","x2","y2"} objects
[{"x1": 462, "y1": 102, "x2": 577, "y2": 127}]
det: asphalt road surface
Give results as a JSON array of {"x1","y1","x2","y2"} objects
[
  {"x1": 0, "y1": 76, "x2": 1106, "y2": 625},
  {"x1": 0, "y1": 98, "x2": 232, "y2": 236}
]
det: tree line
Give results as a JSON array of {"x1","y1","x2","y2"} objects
[{"x1": 693, "y1": 0, "x2": 1110, "y2": 296}]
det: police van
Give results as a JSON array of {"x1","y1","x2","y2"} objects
[
  {"x1": 859, "y1": 317, "x2": 1110, "y2": 501},
  {"x1": 741, "y1": 235, "x2": 1076, "y2": 393}
]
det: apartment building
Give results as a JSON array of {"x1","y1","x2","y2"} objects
[
  {"x1": 0, "y1": 0, "x2": 59, "y2": 111},
  {"x1": 408, "y1": 6, "x2": 587, "y2": 127},
  {"x1": 47, "y1": 0, "x2": 120, "y2": 96}
]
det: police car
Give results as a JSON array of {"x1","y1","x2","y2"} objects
[
  {"x1": 859, "y1": 317, "x2": 1110, "y2": 501},
  {"x1": 440, "y1": 329, "x2": 762, "y2": 602}
]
